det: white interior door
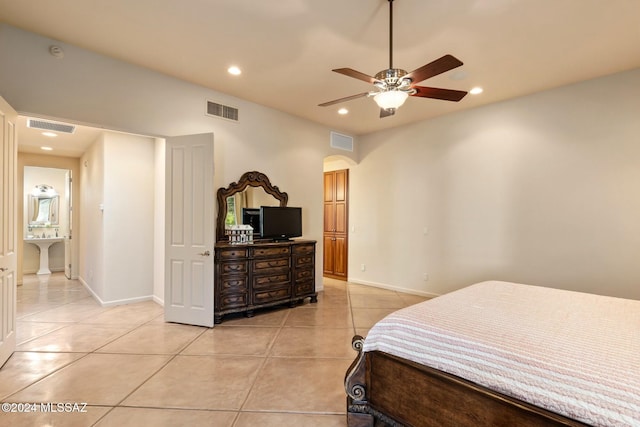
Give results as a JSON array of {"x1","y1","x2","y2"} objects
[
  {"x1": 164, "y1": 133, "x2": 214, "y2": 327},
  {"x1": 0, "y1": 97, "x2": 18, "y2": 367}
]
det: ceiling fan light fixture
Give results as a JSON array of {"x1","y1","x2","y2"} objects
[{"x1": 374, "y1": 90, "x2": 409, "y2": 110}]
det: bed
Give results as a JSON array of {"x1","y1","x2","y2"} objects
[{"x1": 344, "y1": 281, "x2": 640, "y2": 427}]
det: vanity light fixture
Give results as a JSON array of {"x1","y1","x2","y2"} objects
[
  {"x1": 470, "y1": 87, "x2": 484, "y2": 95},
  {"x1": 32, "y1": 184, "x2": 57, "y2": 196},
  {"x1": 40, "y1": 146, "x2": 53, "y2": 151},
  {"x1": 42, "y1": 132, "x2": 57, "y2": 137},
  {"x1": 227, "y1": 66, "x2": 241, "y2": 76}
]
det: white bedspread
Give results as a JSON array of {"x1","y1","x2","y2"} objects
[{"x1": 363, "y1": 281, "x2": 640, "y2": 426}]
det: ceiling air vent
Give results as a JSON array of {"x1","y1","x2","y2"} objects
[
  {"x1": 206, "y1": 101, "x2": 239, "y2": 122},
  {"x1": 330, "y1": 131, "x2": 353, "y2": 152},
  {"x1": 27, "y1": 119, "x2": 76, "y2": 134}
]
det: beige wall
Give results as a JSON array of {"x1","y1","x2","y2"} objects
[
  {"x1": 350, "y1": 68, "x2": 640, "y2": 300},
  {"x1": 79, "y1": 132, "x2": 155, "y2": 304}
]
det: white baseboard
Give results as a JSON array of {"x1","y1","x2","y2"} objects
[
  {"x1": 152, "y1": 295, "x2": 164, "y2": 306},
  {"x1": 347, "y1": 277, "x2": 440, "y2": 299},
  {"x1": 78, "y1": 276, "x2": 156, "y2": 307}
]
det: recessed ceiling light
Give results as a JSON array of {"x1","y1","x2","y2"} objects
[
  {"x1": 470, "y1": 87, "x2": 484, "y2": 95},
  {"x1": 227, "y1": 66, "x2": 241, "y2": 76},
  {"x1": 338, "y1": 108, "x2": 349, "y2": 115},
  {"x1": 41, "y1": 146, "x2": 53, "y2": 151},
  {"x1": 42, "y1": 131, "x2": 57, "y2": 137}
]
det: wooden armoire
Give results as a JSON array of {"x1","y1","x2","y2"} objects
[{"x1": 323, "y1": 169, "x2": 348, "y2": 280}]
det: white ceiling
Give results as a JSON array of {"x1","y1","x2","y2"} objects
[{"x1": 3, "y1": 0, "x2": 640, "y2": 155}]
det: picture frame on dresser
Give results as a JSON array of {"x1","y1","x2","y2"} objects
[{"x1": 214, "y1": 171, "x2": 317, "y2": 323}]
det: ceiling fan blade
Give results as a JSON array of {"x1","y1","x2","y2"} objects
[
  {"x1": 412, "y1": 86, "x2": 468, "y2": 102},
  {"x1": 318, "y1": 92, "x2": 370, "y2": 107},
  {"x1": 332, "y1": 68, "x2": 379, "y2": 84},
  {"x1": 380, "y1": 108, "x2": 396, "y2": 118},
  {"x1": 405, "y1": 54, "x2": 463, "y2": 84}
]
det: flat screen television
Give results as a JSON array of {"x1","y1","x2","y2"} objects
[{"x1": 260, "y1": 206, "x2": 302, "y2": 241}]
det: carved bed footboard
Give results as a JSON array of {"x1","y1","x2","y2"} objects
[{"x1": 344, "y1": 335, "x2": 590, "y2": 427}]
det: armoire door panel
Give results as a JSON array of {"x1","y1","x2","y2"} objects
[
  {"x1": 324, "y1": 173, "x2": 335, "y2": 202},
  {"x1": 324, "y1": 204, "x2": 335, "y2": 232},
  {"x1": 335, "y1": 170, "x2": 347, "y2": 202},
  {"x1": 334, "y1": 236, "x2": 348, "y2": 277},
  {"x1": 323, "y1": 236, "x2": 335, "y2": 275},
  {"x1": 335, "y1": 203, "x2": 347, "y2": 234}
]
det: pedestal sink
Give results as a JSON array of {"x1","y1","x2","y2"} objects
[{"x1": 25, "y1": 237, "x2": 63, "y2": 274}]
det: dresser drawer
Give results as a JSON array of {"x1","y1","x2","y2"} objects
[
  {"x1": 253, "y1": 258, "x2": 290, "y2": 272},
  {"x1": 292, "y1": 244, "x2": 315, "y2": 255},
  {"x1": 253, "y1": 273, "x2": 290, "y2": 290},
  {"x1": 294, "y1": 281, "x2": 314, "y2": 296},
  {"x1": 218, "y1": 277, "x2": 247, "y2": 294},
  {"x1": 217, "y1": 248, "x2": 248, "y2": 259},
  {"x1": 294, "y1": 267, "x2": 314, "y2": 282},
  {"x1": 295, "y1": 255, "x2": 314, "y2": 267},
  {"x1": 221, "y1": 261, "x2": 248, "y2": 275},
  {"x1": 218, "y1": 293, "x2": 248, "y2": 310},
  {"x1": 253, "y1": 287, "x2": 291, "y2": 304},
  {"x1": 251, "y1": 246, "x2": 290, "y2": 257}
]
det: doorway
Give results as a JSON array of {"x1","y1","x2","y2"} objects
[{"x1": 22, "y1": 166, "x2": 72, "y2": 278}]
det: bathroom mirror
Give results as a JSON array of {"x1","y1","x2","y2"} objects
[
  {"x1": 216, "y1": 171, "x2": 288, "y2": 241},
  {"x1": 28, "y1": 184, "x2": 59, "y2": 225}
]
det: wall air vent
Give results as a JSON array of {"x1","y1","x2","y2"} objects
[
  {"x1": 27, "y1": 119, "x2": 76, "y2": 134},
  {"x1": 330, "y1": 131, "x2": 354, "y2": 152},
  {"x1": 206, "y1": 101, "x2": 239, "y2": 122}
]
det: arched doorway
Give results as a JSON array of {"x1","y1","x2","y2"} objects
[{"x1": 323, "y1": 155, "x2": 356, "y2": 281}]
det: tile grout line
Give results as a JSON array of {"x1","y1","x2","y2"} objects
[{"x1": 234, "y1": 308, "x2": 291, "y2": 418}]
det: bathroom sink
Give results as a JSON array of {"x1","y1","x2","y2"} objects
[
  {"x1": 24, "y1": 237, "x2": 63, "y2": 274},
  {"x1": 25, "y1": 236, "x2": 62, "y2": 242}
]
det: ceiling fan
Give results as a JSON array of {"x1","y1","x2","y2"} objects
[{"x1": 319, "y1": 0, "x2": 468, "y2": 118}]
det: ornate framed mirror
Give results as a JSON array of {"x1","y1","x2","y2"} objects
[
  {"x1": 28, "y1": 184, "x2": 59, "y2": 225},
  {"x1": 216, "y1": 171, "x2": 288, "y2": 242}
]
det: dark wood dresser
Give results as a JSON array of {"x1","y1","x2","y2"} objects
[{"x1": 214, "y1": 239, "x2": 317, "y2": 323}]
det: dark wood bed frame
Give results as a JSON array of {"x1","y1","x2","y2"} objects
[{"x1": 345, "y1": 335, "x2": 592, "y2": 427}]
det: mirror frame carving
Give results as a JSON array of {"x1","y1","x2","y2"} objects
[{"x1": 216, "y1": 171, "x2": 288, "y2": 242}]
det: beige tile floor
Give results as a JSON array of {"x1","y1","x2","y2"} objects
[{"x1": 0, "y1": 273, "x2": 427, "y2": 427}]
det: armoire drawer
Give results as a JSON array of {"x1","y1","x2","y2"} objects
[
  {"x1": 253, "y1": 273, "x2": 290, "y2": 290},
  {"x1": 294, "y1": 281, "x2": 314, "y2": 296},
  {"x1": 294, "y1": 268, "x2": 314, "y2": 282},
  {"x1": 218, "y1": 248, "x2": 248, "y2": 260},
  {"x1": 218, "y1": 277, "x2": 247, "y2": 294},
  {"x1": 253, "y1": 258, "x2": 290, "y2": 273},
  {"x1": 253, "y1": 287, "x2": 291, "y2": 304},
  {"x1": 251, "y1": 246, "x2": 290, "y2": 257},
  {"x1": 292, "y1": 244, "x2": 315, "y2": 255},
  {"x1": 295, "y1": 255, "x2": 314, "y2": 267},
  {"x1": 218, "y1": 293, "x2": 248, "y2": 310},
  {"x1": 221, "y1": 261, "x2": 248, "y2": 275}
]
